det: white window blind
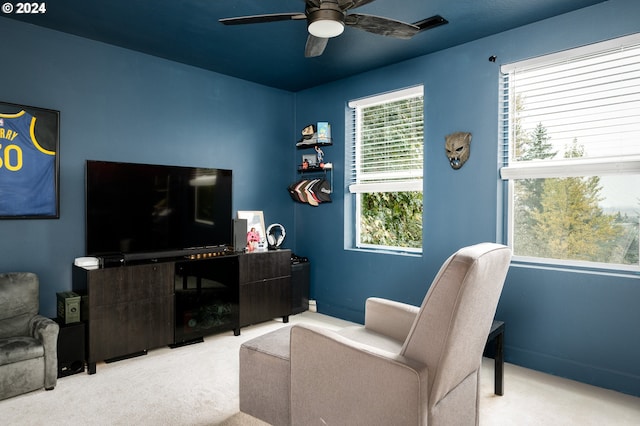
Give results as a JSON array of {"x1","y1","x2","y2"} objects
[
  {"x1": 498, "y1": 33, "x2": 640, "y2": 270},
  {"x1": 500, "y1": 32, "x2": 640, "y2": 178},
  {"x1": 348, "y1": 86, "x2": 424, "y2": 193}
]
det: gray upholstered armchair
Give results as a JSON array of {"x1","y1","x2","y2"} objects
[
  {"x1": 239, "y1": 243, "x2": 512, "y2": 425},
  {"x1": 0, "y1": 272, "x2": 59, "y2": 401}
]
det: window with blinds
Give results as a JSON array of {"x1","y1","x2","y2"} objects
[
  {"x1": 347, "y1": 86, "x2": 424, "y2": 253},
  {"x1": 499, "y1": 33, "x2": 640, "y2": 270}
]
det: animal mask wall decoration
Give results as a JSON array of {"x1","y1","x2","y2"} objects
[{"x1": 445, "y1": 132, "x2": 472, "y2": 169}]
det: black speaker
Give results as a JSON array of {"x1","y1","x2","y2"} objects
[
  {"x1": 233, "y1": 218, "x2": 247, "y2": 252},
  {"x1": 55, "y1": 320, "x2": 85, "y2": 377},
  {"x1": 291, "y1": 261, "x2": 310, "y2": 315}
]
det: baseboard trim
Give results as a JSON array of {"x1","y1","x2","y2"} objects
[{"x1": 506, "y1": 345, "x2": 640, "y2": 397}]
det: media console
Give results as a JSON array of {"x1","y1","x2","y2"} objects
[{"x1": 72, "y1": 249, "x2": 291, "y2": 374}]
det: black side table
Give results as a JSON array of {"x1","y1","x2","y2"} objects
[
  {"x1": 54, "y1": 319, "x2": 86, "y2": 378},
  {"x1": 486, "y1": 320, "x2": 505, "y2": 395}
]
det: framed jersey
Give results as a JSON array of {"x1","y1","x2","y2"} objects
[{"x1": 0, "y1": 101, "x2": 60, "y2": 219}]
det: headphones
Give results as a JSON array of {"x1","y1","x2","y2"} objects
[{"x1": 266, "y1": 223, "x2": 286, "y2": 248}]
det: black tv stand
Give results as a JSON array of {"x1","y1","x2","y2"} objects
[{"x1": 73, "y1": 249, "x2": 291, "y2": 374}]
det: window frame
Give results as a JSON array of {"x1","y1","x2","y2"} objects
[
  {"x1": 499, "y1": 33, "x2": 640, "y2": 272},
  {"x1": 347, "y1": 85, "x2": 424, "y2": 254}
]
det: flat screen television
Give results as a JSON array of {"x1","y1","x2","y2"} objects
[{"x1": 85, "y1": 160, "x2": 233, "y2": 259}]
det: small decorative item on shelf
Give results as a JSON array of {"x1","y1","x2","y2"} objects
[
  {"x1": 296, "y1": 122, "x2": 332, "y2": 147},
  {"x1": 315, "y1": 145, "x2": 324, "y2": 166},
  {"x1": 317, "y1": 122, "x2": 331, "y2": 143},
  {"x1": 301, "y1": 153, "x2": 317, "y2": 169}
]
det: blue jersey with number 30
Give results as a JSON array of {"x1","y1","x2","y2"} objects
[{"x1": 0, "y1": 110, "x2": 56, "y2": 216}]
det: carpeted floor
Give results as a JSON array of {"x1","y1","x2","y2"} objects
[{"x1": 1, "y1": 311, "x2": 638, "y2": 425}]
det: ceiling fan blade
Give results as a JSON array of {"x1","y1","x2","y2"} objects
[
  {"x1": 305, "y1": 0, "x2": 321, "y2": 8},
  {"x1": 345, "y1": 13, "x2": 420, "y2": 39},
  {"x1": 219, "y1": 13, "x2": 306, "y2": 25},
  {"x1": 305, "y1": 34, "x2": 329, "y2": 57},
  {"x1": 338, "y1": 0, "x2": 376, "y2": 11}
]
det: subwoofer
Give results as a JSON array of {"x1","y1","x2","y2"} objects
[{"x1": 56, "y1": 320, "x2": 85, "y2": 377}]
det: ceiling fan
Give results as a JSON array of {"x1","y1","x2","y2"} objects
[{"x1": 219, "y1": 0, "x2": 447, "y2": 58}]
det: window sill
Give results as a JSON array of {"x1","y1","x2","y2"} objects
[
  {"x1": 510, "y1": 256, "x2": 640, "y2": 278},
  {"x1": 344, "y1": 247, "x2": 422, "y2": 258}
]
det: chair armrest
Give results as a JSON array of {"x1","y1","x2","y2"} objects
[
  {"x1": 30, "y1": 315, "x2": 59, "y2": 344},
  {"x1": 290, "y1": 323, "x2": 428, "y2": 425},
  {"x1": 30, "y1": 315, "x2": 59, "y2": 389},
  {"x1": 364, "y1": 297, "x2": 419, "y2": 342}
]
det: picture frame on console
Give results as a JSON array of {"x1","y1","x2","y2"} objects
[
  {"x1": 0, "y1": 101, "x2": 60, "y2": 219},
  {"x1": 237, "y1": 210, "x2": 266, "y2": 251}
]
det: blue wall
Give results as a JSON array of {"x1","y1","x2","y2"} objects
[
  {"x1": 0, "y1": 18, "x2": 296, "y2": 317},
  {"x1": 294, "y1": 0, "x2": 640, "y2": 396},
  {"x1": 1, "y1": 0, "x2": 638, "y2": 398}
]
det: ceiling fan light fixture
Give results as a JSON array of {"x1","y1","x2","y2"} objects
[
  {"x1": 308, "y1": 19, "x2": 344, "y2": 38},
  {"x1": 307, "y1": 7, "x2": 345, "y2": 38}
]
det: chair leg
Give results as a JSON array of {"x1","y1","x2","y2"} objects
[
  {"x1": 487, "y1": 320, "x2": 505, "y2": 396},
  {"x1": 494, "y1": 328, "x2": 504, "y2": 396}
]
